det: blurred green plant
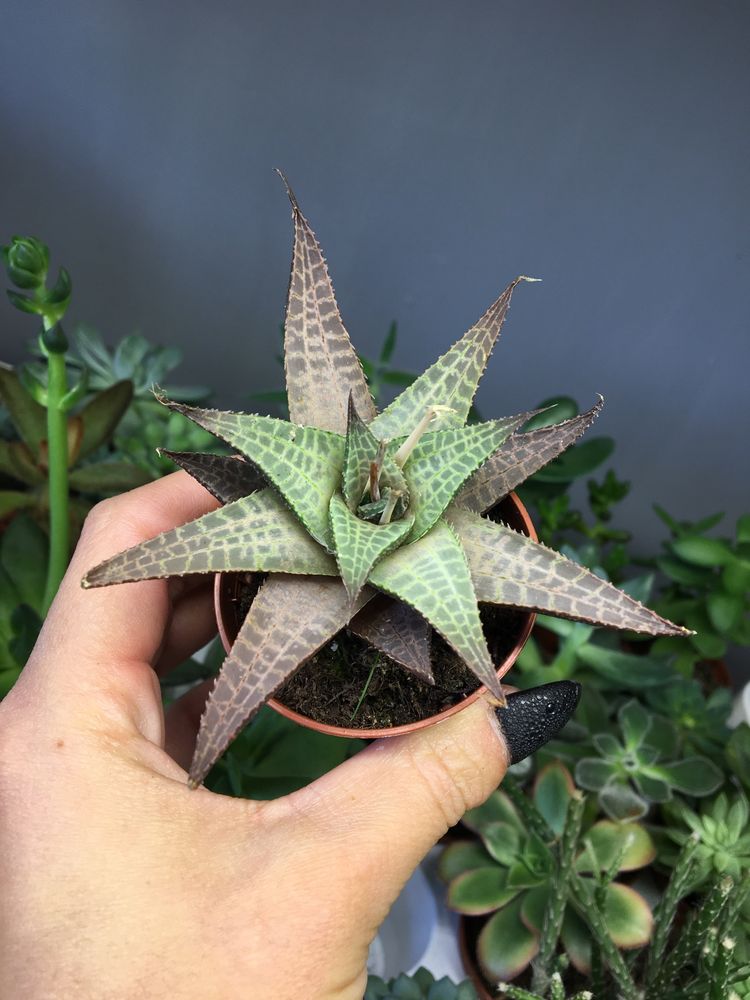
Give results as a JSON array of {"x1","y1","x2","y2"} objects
[
  {"x1": 365, "y1": 967, "x2": 478, "y2": 1000},
  {"x1": 0, "y1": 513, "x2": 46, "y2": 690},
  {"x1": 22, "y1": 325, "x2": 218, "y2": 478},
  {"x1": 440, "y1": 763, "x2": 654, "y2": 984},
  {"x1": 647, "y1": 507, "x2": 750, "y2": 673},
  {"x1": 660, "y1": 792, "x2": 750, "y2": 889},
  {"x1": 574, "y1": 699, "x2": 723, "y2": 822},
  {"x1": 643, "y1": 678, "x2": 731, "y2": 765},
  {"x1": 2, "y1": 238, "x2": 151, "y2": 610}
]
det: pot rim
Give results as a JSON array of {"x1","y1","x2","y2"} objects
[{"x1": 213, "y1": 490, "x2": 537, "y2": 739}]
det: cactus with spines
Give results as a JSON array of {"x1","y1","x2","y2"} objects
[{"x1": 82, "y1": 175, "x2": 689, "y2": 787}]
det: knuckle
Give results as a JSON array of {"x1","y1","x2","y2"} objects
[{"x1": 407, "y1": 738, "x2": 487, "y2": 830}]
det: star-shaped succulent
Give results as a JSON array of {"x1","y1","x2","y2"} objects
[{"x1": 82, "y1": 177, "x2": 687, "y2": 787}]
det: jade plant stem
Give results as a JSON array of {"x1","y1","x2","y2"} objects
[{"x1": 41, "y1": 331, "x2": 70, "y2": 613}]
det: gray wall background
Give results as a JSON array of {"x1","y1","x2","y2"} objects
[{"x1": 1, "y1": 0, "x2": 748, "y2": 554}]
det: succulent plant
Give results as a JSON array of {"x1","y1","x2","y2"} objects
[
  {"x1": 440, "y1": 762, "x2": 654, "y2": 983},
  {"x1": 644, "y1": 677, "x2": 732, "y2": 764},
  {"x1": 649, "y1": 505, "x2": 750, "y2": 672},
  {"x1": 661, "y1": 792, "x2": 750, "y2": 888},
  {"x1": 365, "y1": 968, "x2": 477, "y2": 1000},
  {"x1": 574, "y1": 699, "x2": 724, "y2": 822},
  {"x1": 497, "y1": 972, "x2": 592, "y2": 1000},
  {"x1": 81, "y1": 177, "x2": 688, "y2": 787}
]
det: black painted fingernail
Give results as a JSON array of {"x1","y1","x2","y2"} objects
[{"x1": 496, "y1": 681, "x2": 581, "y2": 764}]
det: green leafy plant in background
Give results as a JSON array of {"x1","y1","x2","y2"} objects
[
  {"x1": 68, "y1": 327, "x2": 218, "y2": 477},
  {"x1": 660, "y1": 792, "x2": 750, "y2": 889},
  {"x1": 204, "y1": 702, "x2": 365, "y2": 800},
  {"x1": 515, "y1": 397, "x2": 631, "y2": 582},
  {"x1": 440, "y1": 763, "x2": 654, "y2": 985},
  {"x1": 514, "y1": 572, "x2": 678, "y2": 698},
  {"x1": 81, "y1": 177, "x2": 687, "y2": 790},
  {"x1": 574, "y1": 698, "x2": 723, "y2": 821},
  {"x1": 497, "y1": 970, "x2": 592, "y2": 1000},
  {"x1": 647, "y1": 506, "x2": 750, "y2": 673},
  {"x1": 19, "y1": 325, "x2": 218, "y2": 478},
  {"x1": 442, "y1": 773, "x2": 750, "y2": 998},
  {"x1": 1, "y1": 237, "x2": 152, "y2": 611},
  {"x1": 0, "y1": 513, "x2": 47, "y2": 690},
  {"x1": 643, "y1": 677, "x2": 732, "y2": 765},
  {"x1": 365, "y1": 967, "x2": 478, "y2": 1000}
]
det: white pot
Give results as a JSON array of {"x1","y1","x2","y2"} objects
[
  {"x1": 730, "y1": 681, "x2": 750, "y2": 728},
  {"x1": 367, "y1": 848, "x2": 464, "y2": 981}
]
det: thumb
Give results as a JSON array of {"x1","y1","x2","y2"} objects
[{"x1": 283, "y1": 681, "x2": 580, "y2": 918}]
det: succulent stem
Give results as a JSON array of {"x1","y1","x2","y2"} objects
[
  {"x1": 644, "y1": 832, "x2": 700, "y2": 985},
  {"x1": 393, "y1": 404, "x2": 454, "y2": 467},
  {"x1": 379, "y1": 489, "x2": 401, "y2": 525},
  {"x1": 368, "y1": 440, "x2": 386, "y2": 502},
  {"x1": 533, "y1": 793, "x2": 584, "y2": 992},
  {"x1": 650, "y1": 875, "x2": 733, "y2": 996}
]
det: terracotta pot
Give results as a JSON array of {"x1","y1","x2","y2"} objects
[{"x1": 214, "y1": 491, "x2": 537, "y2": 739}]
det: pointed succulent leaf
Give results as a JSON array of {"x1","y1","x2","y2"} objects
[
  {"x1": 329, "y1": 494, "x2": 413, "y2": 601},
  {"x1": 447, "y1": 867, "x2": 518, "y2": 915},
  {"x1": 341, "y1": 394, "x2": 408, "y2": 511},
  {"x1": 164, "y1": 401, "x2": 344, "y2": 547},
  {"x1": 0, "y1": 364, "x2": 47, "y2": 458},
  {"x1": 348, "y1": 595, "x2": 434, "y2": 683},
  {"x1": 368, "y1": 520, "x2": 503, "y2": 700},
  {"x1": 82, "y1": 489, "x2": 337, "y2": 587},
  {"x1": 448, "y1": 507, "x2": 690, "y2": 636},
  {"x1": 477, "y1": 896, "x2": 540, "y2": 983},
  {"x1": 398, "y1": 413, "x2": 530, "y2": 542},
  {"x1": 454, "y1": 396, "x2": 605, "y2": 514},
  {"x1": 279, "y1": 173, "x2": 376, "y2": 433},
  {"x1": 189, "y1": 574, "x2": 369, "y2": 786},
  {"x1": 162, "y1": 450, "x2": 266, "y2": 504},
  {"x1": 371, "y1": 276, "x2": 532, "y2": 439},
  {"x1": 77, "y1": 381, "x2": 134, "y2": 459}
]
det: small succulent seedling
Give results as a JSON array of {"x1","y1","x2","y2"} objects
[{"x1": 82, "y1": 176, "x2": 688, "y2": 787}]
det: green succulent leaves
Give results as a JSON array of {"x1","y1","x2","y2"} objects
[
  {"x1": 442, "y1": 764, "x2": 655, "y2": 983},
  {"x1": 81, "y1": 179, "x2": 690, "y2": 786},
  {"x1": 575, "y1": 699, "x2": 724, "y2": 822}
]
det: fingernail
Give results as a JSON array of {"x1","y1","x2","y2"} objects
[{"x1": 495, "y1": 681, "x2": 581, "y2": 764}]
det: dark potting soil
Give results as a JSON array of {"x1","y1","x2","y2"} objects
[{"x1": 234, "y1": 578, "x2": 527, "y2": 729}]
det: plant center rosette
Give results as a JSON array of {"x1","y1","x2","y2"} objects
[{"x1": 82, "y1": 176, "x2": 689, "y2": 788}]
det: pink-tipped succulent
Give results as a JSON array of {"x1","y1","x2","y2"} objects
[{"x1": 82, "y1": 176, "x2": 688, "y2": 787}]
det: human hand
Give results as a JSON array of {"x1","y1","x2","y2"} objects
[{"x1": 0, "y1": 472, "x2": 578, "y2": 999}]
